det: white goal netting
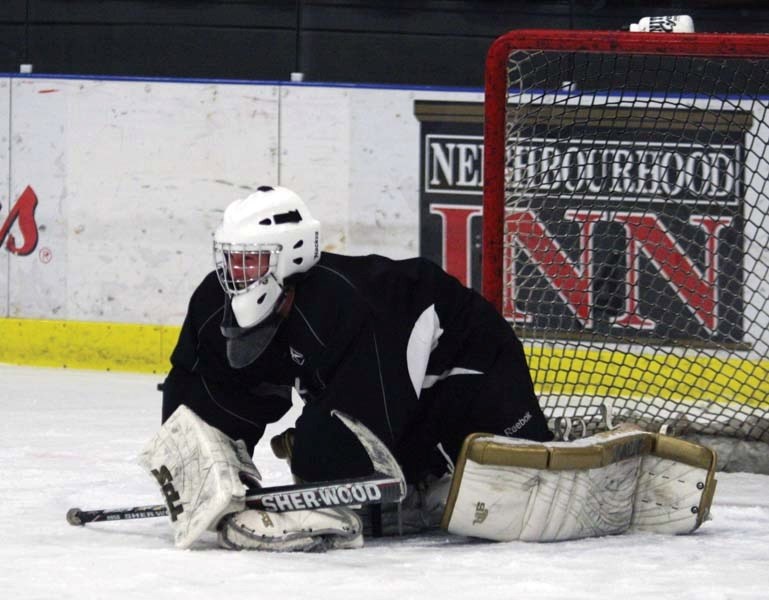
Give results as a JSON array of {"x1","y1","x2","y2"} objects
[{"x1": 482, "y1": 31, "x2": 769, "y2": 470}]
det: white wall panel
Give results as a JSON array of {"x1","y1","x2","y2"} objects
[
  {"x1": 9, "y1": 79, "x2": 279, "y2": 324},
  {"x1": 346, "y1": 87, "x2": 419, "y2": 258},
  {"x1": 0, "y1": 78, "x2": 10, "y2": 318},
  {"x1": 279, "y1": 85, "x2": 483, "y2": 259},
  {"x1": 346, "y1": 87, "x2": 482, "y2": 259},
  {"x1": 3, "y1": 77, "x2": 481, "y2": 326},
  {"x1": 279, "y1": 85, "x2": 352, "y2": 254},
  {"x1": 8, "y1": 78, "x2": 70, "y2": 320}
]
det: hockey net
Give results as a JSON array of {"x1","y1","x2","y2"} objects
[{"x1": 482, "y1": 29, "x2": 769, "y2": 471}]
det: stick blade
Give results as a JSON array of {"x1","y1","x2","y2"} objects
[{"x1": 331, "y1": 410, "x2": 406, "y2": 501}]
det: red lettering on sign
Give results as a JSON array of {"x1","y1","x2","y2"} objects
[
  {"x1": 504, "y1": 210, "x2": 594, "y2": 326},
  {"x1": 612, "y1": 212, "x2": 732, "y2": 332},
  {"x1": 0, "y1": 186, "x2": 39, "y2": 255},
  {"x1": 500, "y1": 209, "x2": 731, "y2": 332},
  {"x1": 429, "y1": 203, "x2": 482, "y2": 287}
]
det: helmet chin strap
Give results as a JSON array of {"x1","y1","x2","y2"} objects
[{"x1": 276, "y1": 286, "x2": 295, "y2": 318}]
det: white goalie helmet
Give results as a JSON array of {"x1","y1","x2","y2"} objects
[{"x1": 213, "y1": 186, "x2": 321, "y2": 328}]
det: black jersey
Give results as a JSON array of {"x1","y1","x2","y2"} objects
[{"x1": 163, "y1": 252, "x2": 552, "y2": 482}]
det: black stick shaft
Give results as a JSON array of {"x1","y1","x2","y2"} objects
[
  {"x1": 67, "y1": 505, "x2": 168, "y2": 525},
  {"x1": 67, "y1": 475, "x2": 404, "y2": 526}
]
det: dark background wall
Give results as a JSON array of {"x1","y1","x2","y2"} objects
[{"x1": 2, "y1": 1, "x2": 769, "y2": 87}]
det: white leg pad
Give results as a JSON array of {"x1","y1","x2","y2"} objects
[
  {"x1": 445, "y1": 449, "x2": 642, "y2": 542},
  {"x1": 441, "y1": 425, "x2": 717, "y2": 542},
  {"x1": 632, "y1": 436, "x2": 718, "y2": 534}
]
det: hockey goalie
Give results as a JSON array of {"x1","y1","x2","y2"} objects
[
  {"x1": 142, "y1": 186, "x2": 717, "y2": 551},
  {"x1": 140, "y1": 405, "x2": 716, "y2": 550}
]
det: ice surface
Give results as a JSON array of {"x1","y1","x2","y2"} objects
[{"x1": 1, "y1": 364, "x2": 768, "y2": 600}]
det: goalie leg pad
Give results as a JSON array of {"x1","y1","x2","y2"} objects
[
  {"x1": 632, "y1": 435, "x2": 717, "y2": 534},
  {"x1": 138, "y1": 405, "x2": 261, "y2": 549},
  {"x1": 441, "y1": 425, "x2": 717, "y2": 542},
  {"x1": 218, "y1": 508, "x2": 363, "y2": 552}
]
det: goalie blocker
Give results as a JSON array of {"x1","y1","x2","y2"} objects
[{"x1": 441, "y1": 424, "x2": 718, "y2": 542}]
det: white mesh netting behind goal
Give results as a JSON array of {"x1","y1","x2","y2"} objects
[{"x1": 482, "y1": 30, "x2": 769, "y2": 472}]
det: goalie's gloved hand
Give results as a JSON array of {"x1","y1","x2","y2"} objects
[
  {"x1": 291, "y1": 403, "x2": 374, "y2": 482},
  {"x1": 270, "y1": 428, "x2": 295, "y2": 461}
]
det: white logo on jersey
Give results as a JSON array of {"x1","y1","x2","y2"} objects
[
  {"x1": 289, "y1": 346, "x2": 305, "y2": 366},
  {"x1": 503, "y1": 411, "x2": 532, "y2": 436}
]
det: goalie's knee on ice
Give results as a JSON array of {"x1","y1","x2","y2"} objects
[{"x1": 441, "y1": 425, "x2": 717, "y2": 542}]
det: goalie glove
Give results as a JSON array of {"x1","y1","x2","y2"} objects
[
  {"x1": 270, "y1": 428, "x2": 295, "y2": 462},
  {"x1": 218, "y1": 507, "x2": 363, "y2": 552},
  {"x1": 138, "y1": 405, "x2": 262, "y2": 549}
]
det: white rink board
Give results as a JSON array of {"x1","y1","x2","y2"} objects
[
  {"x1": 0, "y1": 79, "x2": 9, "y2": 318},
  {"x1": 280, "y1": 85, "x2": 480, "y2": 258},
  {"x1": 7, "y1": 78, "x2": 279, "y2": 324},
  {"x1": 10, "y1": 79, "x2": 72, "y2": 321},
  {"x1": 1, "y1": 76, "x2": 482, "y2": 326},
  {"x1": 3, "y1": 74, "x2": 769, "y2": 359}
]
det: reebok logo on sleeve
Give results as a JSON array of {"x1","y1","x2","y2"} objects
[{"x1": 503, "y1": 411, "x2": 532, "y2": 436}]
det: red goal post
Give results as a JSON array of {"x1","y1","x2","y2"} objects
[{"x1": 482, "y1": 29, "x2": 769, "y2": 464}]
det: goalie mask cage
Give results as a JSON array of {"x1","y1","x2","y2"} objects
[{"x1": 483, "y1": 29, "x2": 769, "y2": 460}]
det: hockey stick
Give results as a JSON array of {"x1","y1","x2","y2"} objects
[
  {"x1": 68, "y1": 410, "x2": 407, "y2": 529},
  {"x1": 66, "y1": 473, "x2": 404, "y2": 526}
]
